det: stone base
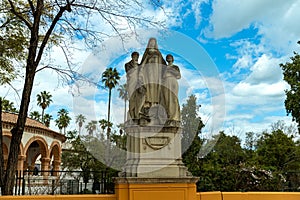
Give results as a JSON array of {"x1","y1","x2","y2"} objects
[
  {"x1": 123, "y1": 125, "x2": 191, "y2": 178},
  {"x1": 115, "y1": 177, "x2": 199, "y2": 200}
]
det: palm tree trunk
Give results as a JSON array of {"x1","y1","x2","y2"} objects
[
  {"x1": 79, "y1": 122, "x2": 82, "y2": 136},
  {"x1": 107, "y1": 89, "x2": 112, "y2": 140},
  {"x1": 41, "y1": 108, "x2": 45, "y2": 122}
]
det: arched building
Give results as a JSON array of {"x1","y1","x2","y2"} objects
[{"x1": 1, "y1": 111, "x2": 66, "y2": 175}]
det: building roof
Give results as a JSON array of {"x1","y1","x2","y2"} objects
[{"x1": 1, "y1": 111, "x2": 66, "y2": 142}]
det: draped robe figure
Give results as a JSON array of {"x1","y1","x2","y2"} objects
[
  {"x1": 162, "y1": 54, "x2": 181, "y2": 126},
  {"x1": 140, "y1": 38, "x2": 166, "y2": 106}
]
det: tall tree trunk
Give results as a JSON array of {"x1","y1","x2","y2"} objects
[
  {"x1": 0, "y1": 99, "x2": 5, "y2": 192},
  {"x1": 3, "y1": 70, "x2": 36, "y2": 195},
  {"x1": 3, "y1": 1, "x2": 42, "y2": 194},
  {"x1": 2, "y1": 0, "x2": 69, "y2": 195},
  {"x1": 107, "y1": 89, "x2": 112, "y2": 140}
]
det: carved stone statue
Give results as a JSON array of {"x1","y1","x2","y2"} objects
[
  {"x1": 125, "y1": 51, "x2": 142, "y2": 121},
  {"x1": 162, "y1": 54, "x2": 181, "y2": 126},
  {"x1": 124, "y1": 38, "x2": 181, "y2": 127},
  {"x1": 121, "y1": 38, "x2": 192, "y2": 179}
]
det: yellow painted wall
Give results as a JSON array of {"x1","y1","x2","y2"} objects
[{"x1": 1, "y1": 192, "x2": 300, "y2": 200}]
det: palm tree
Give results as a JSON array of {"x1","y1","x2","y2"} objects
[
  {"x1": 75, "y1": 114, "x2": 86, "y2": 135},
  {"x1": 85, "y1": 120, "x2": 97, "y2": 135},
  {"x1": 43, "y1": 114, "x2": 53, "y2": 127},
  {"x1": 30, "y1": 111, "x2": 41, "y2": 121},
  {"x1": 55, "y1": 108, "x2": 71, "y2": 134},
  {"x1": 102, "y1": 67, "x2": 120, "y2": 140},
  {"x1": 36, "y1": 91, "x2": 52, "y2": 122},
  {"x1": 99, "y1": 119, "x2": 113, "y2": 132},
  {"x1": 0, "y1": 97, "x2": 18, "y2": 112},
  {"x1": 117, "y1": 83, "x2": 128, "y2": 123}
]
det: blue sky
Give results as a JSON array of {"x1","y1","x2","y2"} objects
[{"x1": 1, "y1": 0, "x2": 300, "y2": 139}]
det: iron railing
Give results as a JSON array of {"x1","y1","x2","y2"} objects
[{"x1": 14, "y1": 169, "x2": 118, "y2": 195}]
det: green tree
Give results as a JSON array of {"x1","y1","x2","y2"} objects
[
  {"x1": 61, "y1": 132, "x2": 115, "y2": 193},
  {"x1": 253, "y1": 129, "x2": 300, "y2": 191},
  {"x1": 55, "y1": 108, "x2": 71, "y2": 134},
  {"x1": 181, "y1": 94, "x2": 204, "y2": 175},
  {"x1": 29, "y1": 111, "x2": 41, "y2": 121},
  {"x1": 0, "y1": 3, "x2": 27, "y2": 85},
  {"x1": 0, "y1": 97, "x2": 18, "y2": 112},
  {"x1": 280, "y1": 42, "x2": 300, "y2": 132},
  {"x1": 117, "y1": 83, "x2": 128, "y2": 123},
  {"x1": 198, "y1": 132, "x2": 246, "y2": 191},
  {"x1": 102, "y1": 67, "x2": 120, "y2": 140},
  {"x1": 0, "y1": 0, "x2": 163, "y2": 195},
  {"x1": 99, "y1": 119, "x2": 112, "y2": 140},
  {"x1": 43, "y1": 113, "x2": 53, "y2": 127},
  {"x1": 36, "y1": 91, "x2": 52, "y2": 122},
  {"x1": 256, "y1": 130, "x2": 299, "y2": 172},
  {"x1": 85, "y1": 120, "x2": 97, "y2": 136},
  {"x1": 75, "y1": 114, "x2": 86, "y2": 135}
]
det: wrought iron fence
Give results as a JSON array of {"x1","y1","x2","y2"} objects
[{"x1": 14, "y1": 169, "x2": 118, "y2": 195}]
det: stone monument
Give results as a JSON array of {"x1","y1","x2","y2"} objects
[{"x1": 115, "y1": 38, "x2": 198, "y2": 200}]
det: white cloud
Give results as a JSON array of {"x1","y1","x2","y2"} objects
[
  {"x1": 245, "y1": 54, "x2": 283, "y2": 84},
  {"x1": 205, "y1": 0, "x2": 300, "y2": 53}
]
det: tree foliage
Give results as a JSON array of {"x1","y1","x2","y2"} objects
[
  {"x1": 102, "y1": 67, "x2": 120, "y2": 139},
  {"x1": 195, "y1": 121, "x2": 300, "y2": 192},
  {"x1": 280, "y1": 44, "x2": 300, "y2": 132},
  {"x1": 0, "y1": 0, "x2": 164, "y2": 194},
  {"x1": 55, "y1": 108, "x2": 71, "y2": 134},
  {"x1": 0, "y1": 97, "x2": 18, "y2": 112},
  {"x1": 181, "y1": 94, "x2": 204, "y2": 175},
  {"x1": 36, "y1": 91, "x2": 52, "y2": 122}
]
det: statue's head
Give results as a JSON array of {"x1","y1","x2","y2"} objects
[
  {"x1": 166, "y1": 54, "x2": 174, "y2": 63},
  {"x1": 131, "y1": 51, "x2": 139, "y2": 62},
  {"x1": 147, "y1": 38, "x2": 158, "y2": 49}
]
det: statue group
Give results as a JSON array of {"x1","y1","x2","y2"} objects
[{"x1": 125, "y1": 38, "x2": 181, "y2": 127}]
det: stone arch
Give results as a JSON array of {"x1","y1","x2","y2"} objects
[
  {"x1": 2, "y1": 135, "x2": 25, "y2": 171},
  {"x1": 49, "y1": 141, "x2": 62, "y2": 176},
  {"x1": 24, "y1": 136, "x2": 50, "y2": 175},
  {"x1": 2, "y1": 135, "x2": 24, "y2": 156},
  {"x1": 49, "y1": 141, "x2": 61, "y2": 161},
  {"x1": 24, "y1": 136, "x2": 49, "y2": 158}
]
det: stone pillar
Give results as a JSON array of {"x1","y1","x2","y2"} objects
[
  {"x1": 17, "y1": 155, "x2": 26, "y2": 173},
  {"x1": 41, "y1": 157, "x2": 50, "y2": 176},
  {"x1": 52, "y1": 160, "x2": 61, "y2": 176}
]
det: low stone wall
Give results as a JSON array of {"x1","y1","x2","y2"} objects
[{"x1": 198, "y1": 192, "x2": 300, "y2": 200}]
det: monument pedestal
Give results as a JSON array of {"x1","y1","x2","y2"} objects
[
  {"x1": 123, "y1": 125, "x2": 190, "y2": 178},
  {"x1": 115, "y1": 125, "x2": 199, "y2": 200},
  {"x1": 115, "y1": 177, "x2": 199, "y2": 200}
]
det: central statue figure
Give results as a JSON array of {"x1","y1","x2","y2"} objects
[
  {"x1": 140, "y1": 38, "x2": 166, "y2": 105},
  {"x1": 125, "y1": 38, "x2": 181, "y2": 126}
]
